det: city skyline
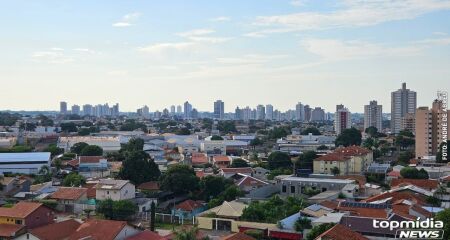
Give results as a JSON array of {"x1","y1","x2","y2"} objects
[{"x1": 1, "y1": 1, "x2": 450, "y2": 112}]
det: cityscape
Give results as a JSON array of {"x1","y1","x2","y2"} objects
[{"x1": 1, "y1": 1, "x2": 450, "y2": 240}]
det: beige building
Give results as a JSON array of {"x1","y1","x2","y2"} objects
[
  {"x1": 415, "y1": 99, "x2": 450, "y2": 158},
  {"x1": 401, "y1": 113, "x2": 416, "y2": 134},
  {"x1": 313, "y1": 146, "x2": 373, "y2": 175}
]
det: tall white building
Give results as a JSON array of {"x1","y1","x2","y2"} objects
[
  {"x1": 295, "y1": 102, "x2": 305, "y2": 121},
  {"x1": 214, "y1": 100, "x2": 225, "y2": 119},
  {"x1": 334, "y1": 105, "x2": 351, "y2": 135},
  {"x1": 184, "y1": 101, "x2": 192, "y2": 119},
  {"x1": 364, "y1": 100, "x2": 382, "y2": 131},
  {"x1": 391, "y1": 83, "x2": 417, "y2": 134},
  {"x1": 265, "y1": 104, "x2": 274, "y2": 120},
  {"x1": 176, "y1": 105, "x2": 182, "y2": 115},
  {"x1": 311, "y1": 107, "x2": 325, "y2": 121},
  {"x1": 71, "y1": 105, "x2": 80, "y2": 115},
  {"x1": 256, "y1": 105, "x2": 265, "y2": 120},
  {"x1": 60, "y1": 101, "x2": 67, "y2": 114},
  {"x1": 83, "y1": 104, "x2": 93, "y2": 116},
  {"x1": 170, "y1": 105, "x2": 176, "y2": 115}
]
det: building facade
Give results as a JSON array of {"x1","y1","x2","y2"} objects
[
  {"x1": 364, "y1": 100, "x2": 382, "y2": 131},
  {"x1": 391, "y1": 83, "x2": 417, "y2": 134}
]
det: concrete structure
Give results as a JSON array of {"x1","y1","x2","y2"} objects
[
  {"x1": 57, "y1": 136, "x2": 121, "y2": 152},
  {"x1": 214, "y1": 100, "x2": 225, "y2": 119},
  {"x1": 415, "y1": 99, "x2": 450, "y2": 158},
  {"x1": 334, "y1": 105, "x2": 351, "y2": 135},
  {"x1": 0, "y1": 202, "x2": 54, "y2": 229},
  {"x1": 184, "y1": 101, "x2": 192, "y2": 119},
  {"x1": 313, "y1": 146, "x2": 373, "y2": 175},
  {"x1": 391, "y1": 83, "x2": 417, "y2": 134},
  {"x1": 311, "y1": 107, "x2": 326, "y2": 122},
  {"x1": 0, "y1": 152, "x2": 51, "y2": 174},
  {"x1": 295, "y1": 102, "x2": 305, "y2": 121},
  {"x1": 276, "y1": 134, "x2": 336, "y2": 153},
  {"x1": 280, "y1": 176, "x2": 354, "y2": 198},
  {"x1": 95, "y1": 179, "x2": 135, "y2": 201},
  {"x1": 256, "y1": 105, "x2": 265, "y2": 120},
  {"x1": 0, "y1": 137, "x2": 17, "y2": 149},
  {"x1": 400, "y1": 112, "x2": 416, "y2": 134},
  {"x1": 265, "y1": 104, "x2": 273, "y2": 120},
  {"x1": 60, "y1": 101, "x2": 67, "y2": 114},
  {"x1": 364, "y1": 100, "x2": 382, "y2": 131},
  {"x1": 201, "y1": 141, "x2": 226, "y2": 156}
]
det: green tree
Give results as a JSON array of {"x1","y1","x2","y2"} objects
[
  {"x1": 217, "y1": 121, "x2": 237, "y2": 134},
  {"x1": 60, "y1": 122, "x2": 78, "y2": 132},
  {"x1": 230, "y1": 159, "x2": 250, "y2": 168},
  {"x1": 335, "y1": 127, "x2": 362, "y2": 147},
  {"x1": 397, "y1": 151, "x2": 414, "y2": 165},
  {"x1": 70, "y1": 142, "x2": 89, "y2": 154},
  {"x1": 331, "y1": 166, "x2": 340, "y2": 175},
  {"x1": 301, "y1": 127, "x2": 321, "y2": 135},
  {"x1": 63, "y1": 173, "x2": 86, "y2": 187},
  {"x1": 395, "y1": 130, "x2": 415, "y2": 149},
  {"x1": 150, "y1": 201, "x2": 156, "y2": 231},
  {"x1": 44, "y1": 144, "x2": 64, "y2": 157},
  {"x1": 436, "y1": 208, "x2": 450, "y2": 240},
  {"x1": 297, "y1": 151, "x2": 317, "y2": 170},
  {"x1": 249, "y1": 138, "x2": 263, "y2": 148},
  {"x1": 97, "y1": 199, "x2": 137, "y2": 220},
  {"x1": 267, "y1": 151, "x2": 292, "y2": 170},
  {"x1": 294, "y1": 217, "x2": 312, "y2": 232},
  {"x1": 119, "y1": 150, "x2": 160, "y2": 185},
  {"x1": 241, "y1": 196, "x2": 305, "y2": 223},
  {"x1": 199, "y1": 176, "x2": 229, "y2": 200},
  {"x1": 121, "y1": 138, "x2": 145, "y2": 152},
  {"x1": 80, "y1": 145, "x2": 103, "y2": 156},
  {"x1": 160, "y1": 165, "x2": 199, "y2": 194},
  {"x1": 365, "y1": 126, "x2": 379, "y2": 137},
  {"x1": 176, "y1": 127, "x2": 191, "y2": 135},
  {"x1": 120, "y1": 119, "x2": 147, "y2": 132},
  {"x1": 211, "y1": 135, "x2": 224, "y2": 140},
  {"x1": 400, "y1": 167, "x2": 429, "y2": 179},
  {"x1": 268, "y1": 127, "x2": 290, "y2": 139},
  {"x1": 306, "y1": 223, "x2": 336, "y2": 240}
]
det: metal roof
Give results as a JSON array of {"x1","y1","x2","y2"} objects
[{"x1": 0, "y1": 152, "x2": 51, "y2": 162}]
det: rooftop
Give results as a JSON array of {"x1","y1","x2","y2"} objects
[
  {"x1": 50, "y1": 187, "x2": 87, "y2": 200},
  {"x1": 0, "y1": 201, "x2": 45, "y2": 218},
  {"x1": 282, "y1": 176, "x2": 355, "y2": 184},
  {"x1": 96, "y1": 179, "x2": 130, "y2": 190},
  {"x1": 0, "y1": 152, "x2": 51, "y2": 162},
  {"x1": 30, "y1": 219, "x2": 81, "y2": 240}
]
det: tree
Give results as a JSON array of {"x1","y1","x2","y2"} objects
[
  {"x1": 295, "y1": 217, "x2": 312, "y2": 232},
  {"x1": 397, "y1": 151, "x2": 414, "y2": 165},
  {"x1": 160, "y1": 165, "x2": 199, "y2": 194},
  {"x1": 331, "y1": 166, "x2": 340, "y2": 175},
  {"x1": 301, "y1": 127, "x2": 321, "y2": 136},
  {"x1": 249, "y1": 138, "x2": 263, "y2": 148},
  {"x1": 199, "y1": 176, "x2": 229, "y2": 200},
  {"x1": 268, "y1": 127, "x2": 290, "y2": 139},
  {"x1": 173, "y1": 227, "x2": 205, "y2": 240},
  {"x1": 217, "y1": 121, "x2": 237, "y2": 134},
  {"x1": 210, "y1": 135, "x2": 224, "y2": 140},
  {"x1": 306, "y1": 223, "x2": 336, "y2": 240},
  {"x1": 297, "y1": 151, "x2": 317, "y2": 170},
  {"x1": 176, "y1": 127, "x2": 191, "y2": 135},
  {"x1": 395, "y1": 130, "x2": 415, "y2": 149},
  {"x1": 400, "y1": 167, "x2": 429, "y2": 179},
  {"x1": 267, "y1": 151, "x2": 292, "y2": 170},
  {"x1": 77, "y1": 128, "x2": 91, "y2": 136},
  {"x1": 45, "y1": 144, "x2": 64, "y2": 157},
  {"x1": 120, "y1": 119, "x2": 147, "y2": 132},
  {"x1": 70, "y1": 142, "x2": 89, "y2": 154},
  {"x1": 365, "y1": 126, "x2": 378, "y2": 137},
  {"x1": 60, "y1": 122, "x2": 78, "y2": 132},
  {"x1": 335, "y1": 128, "x2": 362, "y2": 147},
  {"x1": 119, "y1": 150, "x2": 160, "y2": 185},
  {"x1": 241, "y1": 196, "x2": 305, "y2": 223},
  {"x1": 97, "y1": 199, "x2": 137, "y2": 220},
  {"x1": 80, "y1": 145, "x2": 103, "y2": 156},
  {"x1": 20, "y1": 122, "x2": 36, "y2": 131},
  {"x1": 121, "y1": 138, "x2": 144, "y2": 152},
  {"x1": 436, "y1": 208, "x2": 450, "y2": 240},
  {"x1": 63, "y1": 173, "x2": 86, "y2": 187},
  {"x1": 230, "y1": 159, "x2": 250, "y2": 168}
]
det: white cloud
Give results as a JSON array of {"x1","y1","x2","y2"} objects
[
  {"x1": 112, "y1": 12, "x2": 141, "y2": 27},
  {"x1": 301, "y1": 38, "x2": 422, "y2": 61},
  {"x1": 73, "y1": 48, "x2": 97, "y2": 54},
  {"x1": 433, "y1": 31, "x2": 448, "y2": 36},
  {"x1": 210, "y1": 16, "x2": 231, "y2": 22},
  {"x1": 176, "y1": 28, "x2": 232, "y2": 43},
  {"x1": 416, "y1": 37, "x2": 450, "y2": 46},
  {"x1": 138, "y1": 42, "x2": 196, "y2": 53},
  {"x1": 32, "y1": 50, "x2": 74, "y2": 64},
  {"x1": 248, "y1": 0, "x2": 450, "y2": 37},
  {"x1": 216, "y1": 54, "x2": 288, "y2": 65},
  {"x1": 177, "y1": 29, "x2": 216, "y2": 37},
  {"x1": 290, "y1": 0, "x2": 306, "y2": 7}
]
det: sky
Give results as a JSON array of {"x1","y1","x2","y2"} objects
[{"x1": 1, "y1": 0, "x2": 450, "y2": 113}]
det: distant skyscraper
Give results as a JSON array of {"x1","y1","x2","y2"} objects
[
  {"x1": 256, "y1": 105, "x2": 265, "y2": 120},
  {"x1": 311, "y1": 107, "x2": 325, "y2": 121},
  {"x1": 243, "y1": 106, "x2": 251, "y2": 121},
  {"x1": 335, "y1": 105, "x2": 351, "y2": 135},
  {"x1": 304, "y1": 105, "x2": 312, "y2": 122},
  {"x1": 235, "y1": 107, "x2": 242, "y2": 120},
  {"x1": 295, "y1": 102, "x2": 305, "y2": 121},
  {"x1": 214, "y1": 100, "x2": 225, "y2": 119},
  {"x1": 170, "y1": 105, "x2": 176, "y2": 115},
  {"x1": 60, "y1": 101, "x2": 67, "y2": 114},
  {"x1": 364, "y1": 100, "x2": 382, "y2": 131},
  {"x1": 163, "y1": 108, "x2": 169, "y2": 116},
  {"x1": 82, "y1": 104, "x2": 93, "y2": 116},
  {"x1": 415, "y1": 99, "x2": 450, "y2": 158},
  {"x1": 184, "y1": 101, "x2": 192, "y2": 119},
  {"x1": 71, "y1": 105, "x2": 80, "y2": 115},
  {"x1": 142, "y1": 105, "x2": 149, "y2": 118},
  {"x1": 265, "y1": 104, "x2": 273, "y2": 120},
  {"x1": 176, "y1": 105, "x2": 182, "y2": 115},
  {"x1": 112, "y1": 103, "x2": 119, "y2": 116},
  {"x1": 391, "y1": 83, "x2": 417, "y2": 134},
  {"x1": 191, "y1": 108, "x2": 199, "y2": 119}
]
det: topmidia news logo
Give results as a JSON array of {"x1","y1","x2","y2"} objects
[{"x1": 373, "y1": 218, "x2": 445, "y2": 239}]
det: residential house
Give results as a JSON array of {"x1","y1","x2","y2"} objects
[
  {"x1": 280, "y1": 176, "x2": 355, "y2": 198},
  {"x1": 231, "y1": 174, "x2": 269, "y2": 193},
  {"x1": 212, "y1": 156, "x2": 231, "y2": 169},
  {"x1": 253, "y1": 167, "x2": 270, "y2": 180},
  {"x1": 0, "y1": 224, "x2": 25, "y2": 240},
  {"x1": 171, "y1": 200, "x2": 207, "y2": 221},
  {"x1": 221, "y1": 232, "x2": 256, "y2": 240},
  {"x1": 313, "y1": 146, "x2": 373, "y2": 175},
  {"x1": 125, "y1": 230, "x2": 168, "y2": 240},
  {"x1": 136, "y1": 181, "x2": 160, "y2": 193},
  {"x1": 77, "y1": 156, "x2": 110, "y2": 178},
  {"x1": 300, "y1": 204, "x2": 334, "y2": 218},
  {"x1": 191, "y1": 152, "x2": 208, "y2": 166},
  {"x1": 96, "y1": 179, "x2": 135, "y2": 201},
  {"x1": 68, "y1": 219, "x2": 141, "y2": 240},
  {"x1": 315, "y1": 224, "x2": 368, "y2": 240},
  {"x1": 15, "y1": 219, "x2": 81, "y2": 240},
  {"x1": 49, "y1": 187, "x2": 88, "y2": 213},
  {"x1": 0, "y1": 202, "x2": 54, "y2": 228},
  {"x1": 390, "y1": 178, "x2": 439, "y2": 192},
  {"x1": 0, "y1": 176, "x2": 31, "y2": 197},
  {"x1": 220, "y1": 168, "x2": 253, "y2": 179}
]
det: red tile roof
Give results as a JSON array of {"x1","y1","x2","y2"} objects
[
  {"x1": 174, "y1": 200, "x2": 204, "y2": 211},
  {"x1": 50, "y1": 187, "x2": 87, "y2": 200},
  {"x1": 387, "y1": 171, "x2": 401, "y2": 177},
  {"x1": 335, "y1": 175, "x2": 366, "y2": 187},
  {"x1": 320, "y1": 200, "x2": 339, "y2": 210},
  {"x1": 316, "y1": 224, "x2": 369, "y2": 240},
  {"x1": 221, "y1": 167, "x2": 253, "y2": 174},
  {"x1": 79, "y1": 156, "x2": 105, "y2": 164},
  {"x1": 126, "y1": 230, "x2": 167, "y2": 240},
  {"x1": 83, "y1": 183, "x2": 97, "y2": 199},
  {"x1": 316, "y1": 146, "x2": 371, "y2": 162},
  {"x1": 391, "y1": 179, "x2": 439, "y2": 191},
  {"x1": 363, "y1": 190, "x2": 427, "y2": 206},
  {"x1": 69, "y1": 219, "x2": 128, "y2": 240},
  {"x1": 392, "y1": 204, "x2": 416, "y2": 220},
  {"x1": 213, "y1": 155, "x2": 231, "y2": 162},
  {"x1": 137, "y1": 181, "x2": 160, "y2": 191},
  {"x1": 337, "y1": 205, "x2": 388, "y2": 219},
  {"x1": 30, "y1": 219, "x2": 81, "y2": 240},
  {"x1": 191, "y1": 153, "x2": 208, "y2": 165},
  {"x1": 0, "y1": 201, "x2": 46, "y2": 218},
  {"x1": 0, "y1": 224, "x2": 25, "y2": 238},
  {"x1": 222, "y1": 232, "x2": 256, "y2": 240}
]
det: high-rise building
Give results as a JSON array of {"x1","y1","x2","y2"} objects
[
  {"x1": 235, "y1": 107, "x2": 242, "y2": 120},
  {"x1": 60, "y1": 101, "x2": 67, "y2": 114},
  {"x1": 391, "y1": 83, "x2": 417, "y2": 134},
  {"x1": 273, "y1": 110, "x2": 281, "y2": 121},
  {"x1": 415, "y1": 99, "x2": 450, "y2": 158},
  {"x1": 170, "y1": 105, "x2": 176, "y2": 115},
  {"x1": 243, "y1": 107, "x2": 251, "y2": 121},
  {"x1": 214, "y1": 100, "x2": 225, "y2": 119},
  {"x1": 401, "y1": 113, "x2": 416, "y2": 134},
  {"x1": 82, "y1": 104, "x2": 93, "y2": 116},
  {"x1": 176, "y1": 105, "x2": 182, "y2": 115},
  {"x1": 191, "y1": 108, "x2": 199, "y2": 119},
  {"x1": 335, "y1": 105, "x2": 351, "y2": 135},
  {"x1": 112, "y1": 103, "x2": 119, "y2": 116},
  {"x1": 256, "y1": 105, "x2": 265, "y2": 120},
  {"x1": 311, "y1": 107, "x2": 325, "y2": 121},
  {"x1": 304, "y1": 105, "x2": 312, "y2": 122},
  {"x1": 71, "y1": 105, "x2": 80, "y2": 115},
  {"x1": 295, "y1": 102, "x2": 305, "y2": 121},
  {"x1": 184, "y1": 101, "x2": 192, "y2": 119},
  {"x1": 364, "y1": 100, "x2": 382, "y2": 131},
  {"x1": 265, "y1": 104, "x2": 274, "y2": 120}
]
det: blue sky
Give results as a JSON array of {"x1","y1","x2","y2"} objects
[{"x1": 1, "y1": 0, "x2": 449, "y2": 113}]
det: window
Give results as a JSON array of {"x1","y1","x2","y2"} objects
[
  {"x1": 107, "y1": 191, "x2": 109, "y2": 194},
  {"x1": 290, "y1": 186, "x2": 295, "y2": 193},
  {"x1": 282, "y1": 185, "x2": 286, "y2": 192}
]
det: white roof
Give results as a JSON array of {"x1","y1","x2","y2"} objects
[
  {"x1": 0, "y1": 152, "x2": 51, "y2": 163},
  {"x1": 282, "y1": 176, "x2": 355, "y2": 184}
]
